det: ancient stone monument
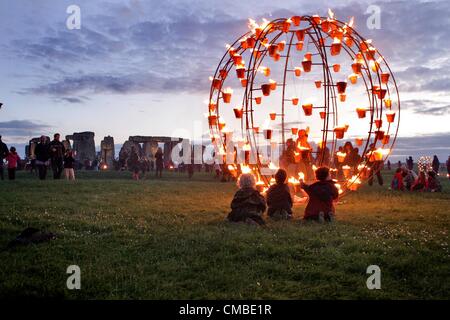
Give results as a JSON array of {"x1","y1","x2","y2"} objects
[
  {"x1": 119, "y1": 136, "x2": 185, "y2": 166},
  {"x1": 66, "y1": 132, "x2": 96, "y2": 162},
  {"x1": 100, "y1": 136, "x2": 115, "y2": 168}
]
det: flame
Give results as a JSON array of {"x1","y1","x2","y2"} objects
[
  {"x1": 288, "y1": 176, "x2": 300, "y2": 185},
  {"x1": 221, "y1": 126, "x2": 232, "y2": 133},
  {"x1": 241, "y1": 164, "x2": 252, "y2": 174},
  {"x1": 358, "y1": 164, "x2": 367, "y2": 171},
  {"x1": 348, "y1": 175, "x2": 361, "y2": 184},
  {"x1": 228, "y1": 165, "x2": 236, "y2": 171},
  {"x1": 312, "y1": 164, "x2": 318, "y2": 172},
  {"x1": 298, "y1": 172, "x2": 305, "y2": 180},
  {"x1": 328, "y1": 8, "x2": 335, "y2": 19},
  {"x1": 223, "y1": 87, "x2": 233, "y2": 94},
  {"x1": 348, "y1": 16, "x2": 354, "y2": 28},
  {"x1": 268, "y1": 162, "x2": 279, "y2": 170},
  {"x1": 333, "y1": 37, "x2": 341, "y2": 44},
  {"x1": 269, "y1": 79, "x2": 276, "y2": 84},
  {"x1": 248, "y1": 18, "x2": 258, "y2": 32},
  {"x1": 258, "y1": 66, "x2": 270, "y2": 76}
]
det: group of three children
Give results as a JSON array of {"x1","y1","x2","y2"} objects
[{"x1": 228, "y1": 166, "x2": 339, "y2": 225}]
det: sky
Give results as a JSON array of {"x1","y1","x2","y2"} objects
[{"x1": 0, "y1": 0, "x2": 449, "y2": 161}]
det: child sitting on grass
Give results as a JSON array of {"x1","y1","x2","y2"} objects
[
  {"x1": 300, "y1": 166, "x2": 339, "y2": 223},
  {"x1": 228, "y1": 173, "x2": 266, "y2": 225},
  {"x1": 266, "y1": 169, "x2": 293, "y2": 220},
  {"x1": 427, "y1": 170, "x2": 442, "y2": 192},
  {"x1": 391, "y1": 167, "x2": 404, "y2": 191}
]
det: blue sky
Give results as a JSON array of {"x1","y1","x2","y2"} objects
[{"x1": 0, "y1": 0, "x2": 449, "y2": 160}]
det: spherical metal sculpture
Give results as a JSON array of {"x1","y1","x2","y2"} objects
[{"x1": 207, "y1": 12, "x2": 400, "y2": 194}]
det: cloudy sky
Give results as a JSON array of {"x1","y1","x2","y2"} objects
[{"x1": 0, "y1": 0, "x2": 449, "y2": 160}]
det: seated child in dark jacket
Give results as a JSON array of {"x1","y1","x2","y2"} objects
[
  {"x1": 301, "y1": 166, "x2": 339, "y2": 222},
  {"x1": 266, "y1": 169, "x2": 293, "y2": 219},
  {"x1": 427, "y1": 170, "x2": 442, "y2": 192},
  {"x1": 228, "y1": 173, "x2": 266, "y2": 225}
]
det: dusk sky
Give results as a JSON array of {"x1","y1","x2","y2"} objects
[{"x1": 0, "y1": 0, "x2": 449, "y2": 160}]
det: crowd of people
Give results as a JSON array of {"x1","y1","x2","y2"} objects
[
  {"x1": 390, "y1": 158, "x2": 443, "y2": 192},
  {"x1": 0, "y1": 134, "x2": 77, "y2": 181}
]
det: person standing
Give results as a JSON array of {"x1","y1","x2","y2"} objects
[
  {"x1": 35, "y1": 136, "x2": 50, "y2": 180},
  {"x1": 128, "y1": 146, "x2": 140, "y2": 180},
  {"x1": 446, "y1": 156, "x2": 450, "y2": 180},
  {"x1": 155, "y1": 147, "x2": 164, "y2": 178},
  {"x1": 63, "y1": 149, "x2": 76, "y2": 180},
  {"x1": 367, "y1": 144, "x2": 384, "y2": 186},
  {"x1": 406, "y1": 156, "x2": 414, "y2": 171},
  {"x1": 432, "y1": 155, "x2": 440, "y2": 174},
  {"x1": 0, "y1": 135, "x2": 8, "y2": 180},
  {"x1": 49, "y1": 133, "x2": 65, "y2": 179},
  {"x1": 5, "y1": 147, "x2": 20, "y2": 180},
  {"x1": 295, "y1": 129, "x2": 313, "y2": 181}
]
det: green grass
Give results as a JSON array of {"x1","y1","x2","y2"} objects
[{"x1": 0, "y1": 170, "x2": 449, "y2": 299}]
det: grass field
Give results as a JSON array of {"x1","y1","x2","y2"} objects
[{"x1": 0, "y1": 170, "x2": 449, "y2": 299}]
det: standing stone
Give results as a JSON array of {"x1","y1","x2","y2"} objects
[
  {"x1": 66, "y1": 132, "x2": 96, "y2": 162},
  {"x1": 100, "y1": 136, "x2": 115, "y2": 168}
]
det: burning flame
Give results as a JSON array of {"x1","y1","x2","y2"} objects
[
  {"x1": 241, "y1": 164, "x2": 252, "y2": 174},
  {"x1": 328, "y1": 8, "x2": 335, "y2": 19},
  {"x1": 223, "y1": 87, "x2": 233, "y2": 94},
  {"x1": 268, "y1": 162, "x2": 279, "y2": 170},
  {"x1": 348, "y1": 16, "x2": 354, "y2": 28},
  {"x1": 258, "y1": 66, "x2": 270, "y2": 76},
  {"x1": 298, "y1": 172, "x2": 305, "y2": 180},
  {"x1": 288, "y1": 177, "x2": 300, "y2": 185}
]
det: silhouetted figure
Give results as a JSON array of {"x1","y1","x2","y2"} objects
[
  {"x1": 128, "y1": 146, "x2": 140, "y2": 180},
  {"x1": 406, "y1": 156, "x2": 414, "y2": 171},
  {"x1": 0, "y1": 135, "x2": 8, "y2": 180},
  {"x1": 49, "y1": 133, "x2": 65, "y2": 179},
  {"x1": 35, "y1": 135, "x2": 50, "y2": 180},
  {"x1": 427, "y1": 171, "x2": 442, "y2": 192},
  {"x1": 411, "y1": 171, "x2": 427, "y2": 192},
  {"x1": 387, "y1": 160, "x2": 391, "y2": 170},
  {"x1": 367, "y1": 144, "x2": 384, "y2": 186},
  {"x1": 155, "y1": 147, "x2": 164, "y2": 178},
  {"x1": 446, "y1": 156, "x2": 450, "y2": 180},
  {"x1": 266, "y1": 169, "x2": 293, "y2": 220},
  {"x1": 432, "y1": 155, "x2": 440, "y2": 174},
  {"x1": 301, "y1": 166, "x2": 339, "y2": 223},
  {"x1": 228, "y1": 173, "x2": 266, "y2": 225}
]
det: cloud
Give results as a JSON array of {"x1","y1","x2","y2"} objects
[
  {"x1": 0, "y1": 120, "x2": 52, "y2": 140},
  {"x1": 402, "y1": 99, "x2": 450, "y2": 115},
  {"x1": 5, "y1": 0, "x2": 450, "y2": 107}
]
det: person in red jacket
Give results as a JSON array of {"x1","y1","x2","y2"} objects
[
  {"x1": 5, "y1": 146, "x2": 20, "y2": 180},
  {"x1": 300, "y1": 166, "x2": 339, "y2": 222},
  {"x1": 390, "y1": 168, "x2": 404, "y2": 190}
]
